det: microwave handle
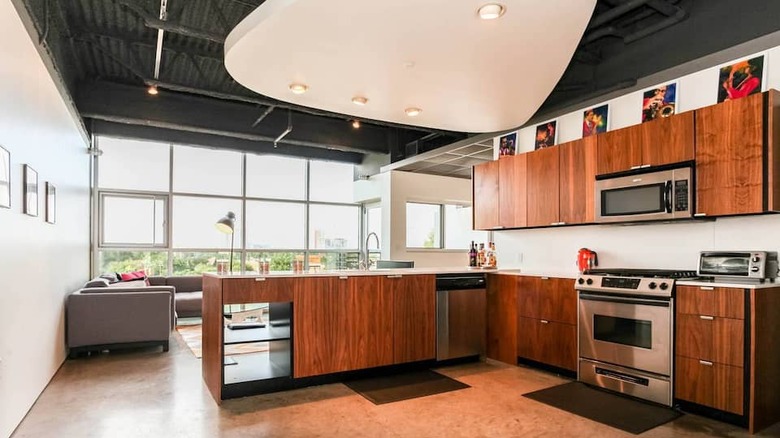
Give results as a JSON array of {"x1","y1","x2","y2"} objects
[{"x1": 664, "y1": 180, "x2": 672, "y2": 213}]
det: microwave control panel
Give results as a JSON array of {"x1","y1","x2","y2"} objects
[{"x1": 674, "y1": 179, "x2": 689, "y2": 211}]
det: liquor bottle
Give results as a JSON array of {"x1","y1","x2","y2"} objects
[
  {"x1": 468, "y1": 241, "x2": 477, "y2": 267},
  {"x1": 477, "y1": 243, "x2": 486, "y2": 267},
  {"x1": 488, "y1": 242, "x2": 497, "y2": 268}
]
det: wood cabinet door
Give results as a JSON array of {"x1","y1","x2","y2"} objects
[
  {"x1": 499, "y1": 154, "x2": 527, "y2": 228},
  {"x1": 695, "y1": 92, "x2": 764, "y2": 216},
  {"x1": 486, "y1": 274, "x2": 518, "y2": 365},
  {"x1": 596, "y1": 124, "x2": 643, "y2": 175},
  {"x1": 293, "y1": 277, "x2": 340, "y2": 377},
  {"x1": 539, "y1": 278, "x2": 577, "y2": 325},
  {"x1": 641, "y1": 111, "x2": 695, "y2": 167},
  {"x1": 526, "y1": 147, "x2": 560, "y2": 227},
  {"x1": 559, "y1": 137, "x2": 597, "y2": 224},
  {"x1": 390, "y1": 275, "x2": 436, "y2": 363},
  {"x1": 473, "y1": 161, "x2": 500, "y2": 230},
  {"x1": 517, "y1": 317, "x2": 577, "y2": 372},
  {"x1": 676, "y1": 286, "x2": 745, "y2": 319},
  {"x1": 516, "y1": 276, "x2": 541, "y2": 320},
  {"x1": 222, "y1": 277, "x2": 296, "y2": 304},
  {"x1": 676, "y1": 355, "x2": 715, "y2": 407},
  {"x1": 676, "y1": 314, "x2": 744, "y2": 367},
  {"x1": 344, "y1": 276, "x2": 394, "y2": 371}
]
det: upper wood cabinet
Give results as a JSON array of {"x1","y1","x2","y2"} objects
[
  {"x1": 473, "y1": 160, "x2": 500, "y2": 230},
  {"x1": 526, "y1": 146, "x2": 560, "y2": 227},
  {"x1": 499, "y1": 154, "x2": 528, "y2": 228},
  {"x1": 596, "y1": 111, "x2": 694, "y2": 175},
  {"x1": 695, "y1": 91, "x2": 780, "y2": 217},
  {"x1": 559, "y1": 136, "x2": 597, "y2": 224}
]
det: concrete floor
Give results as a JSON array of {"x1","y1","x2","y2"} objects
[{"x1": 12, "y1": 333, "x2": 780, "y2": 438}]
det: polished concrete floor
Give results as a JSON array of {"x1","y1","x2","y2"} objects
[{"x1": 12, "y1": 333, "x2": 780, "y2": 438}]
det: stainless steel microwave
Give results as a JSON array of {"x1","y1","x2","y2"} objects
[
  {"x1": 595, "y1": 166, "x2": 692, "y2": 223},
  {"x1": 698, "y1": 251, "x2": 779, "y2": 280}
]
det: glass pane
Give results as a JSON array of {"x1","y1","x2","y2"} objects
[
  {"x1": 444, "y1": 205, "x2": 486, "y2": 249},
  {"x1": 246, "y1": 154, "x2": 306, "y2": 200},
  {"x1": 98, "y1": 137, "x2": 170, "y2": 191},
  {"x1": 309, "y1": 161, "x2": 354, "y2": 202},
  {"x1": 172, "y1": 196, "x2": 242, "y2": 249},
  {"x1": 98, "y1": 250, "x2": 168, "y2": 276},
  {"x1": 603, "y1": 184, "x2": 664, "y2": 216},
  {"x1": 103, "y1": 195, "x2": 165, "y2": 245},
  {"x1": 246, "y1": 252, "x2": 304, "y2": 273},
  {"x1": 172, "y1": 145, "x2": 242, "y2": 196},
  {"x1": 173, "y1": 252, "x2": 240, "y2": 275},
  {"x1": 366, "y1": 206, "x2": 381, "y2": 249},
  {"x1": 309, "y1": 204, "x2": 360, "y2": 249},
  {"x1": 594, "y1": 315, "x2": 652, "y2": 349},
  {"x1": 245, "y1": 201, "x2": 305, "y2": 250},
  {"x1": 406, "y1": 203, "x2": 441, "y2": 248},
  {"x1": 308, "y1": 252, "x2": 361, "y2": 271}
]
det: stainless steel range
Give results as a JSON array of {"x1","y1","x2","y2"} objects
[{"x1": 576, "y1": 268, "x2": 697, "y2": 406}]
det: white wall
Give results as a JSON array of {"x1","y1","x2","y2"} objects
[
  {"x1": 0, "y1": 3, "x2": 90, "y2": 437},
  {"x1": 492, "y1": 38, "x2": 780, "y2": 277}
]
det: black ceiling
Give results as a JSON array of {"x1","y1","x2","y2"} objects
[{"x1": 14, "y1": 0, "x2": 780, "y2": 164}]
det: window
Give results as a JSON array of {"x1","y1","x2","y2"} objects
[
  {"x1": 173, "y1": 145, "x2": 242, "y2": 196},
  {"x1": 245, "y1": 201, "x2": 305, "y2": 249},
  {"x1": 365, "y1": 204, "x2": 381, "y2": 248},
  {"x1": 245, "y1": 252, "x2": 305, "y2": 273},
  {"x1": 101, "y1": 194, "x2": 166, "y2": 246},
  {"x1": 172, "y1": 196, "x2": 242, "y2": 249},
  {"x1": 98, "y1": 138, "x2": 170, "y2": 191},
  {"x1": 246, "y1": 155, "x2": 306, "y2": 200},
  {"x1": 309, "y1": 161, "x2": 354, "y2": 203},
  {"x1": 99, "y1": 250, "x2": 168, "y2": 276},
  {"x1": 309, "y1": 204, "x2": 360, "y2": 249},
  {"x1": 406, "y1": 203, "x2": 441, "y2": 248},
  {"x1": 172, "y1": 251, "x2": 240, "y2": 275},
  {"x1": 406, "y1": 202, "x2": 486, "y2": 249}
]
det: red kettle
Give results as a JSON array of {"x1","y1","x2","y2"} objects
[{"x1": 577, "y1": 248, "x2": 598, "y2": 273}]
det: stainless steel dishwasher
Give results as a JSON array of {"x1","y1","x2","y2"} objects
[{"x1": 436, "y1": 273, "x2": 487, "y2": 361}]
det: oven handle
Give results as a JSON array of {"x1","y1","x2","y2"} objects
[{"x1": 579, "y1": 293, "x2": 671, "y2": 308}]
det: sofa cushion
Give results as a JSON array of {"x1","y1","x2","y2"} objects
[
  {"x1": 84, "y1": 278, "x2": 110, "y2": 288},
  {"x1": 120, "y1": 270, "x2": 147, "y2": 281},
  {"x1": 147, "y1": 276, "x2": 167, "y2": 287},
  {"x1": 167, "y1": 276, "x2": 203, "y2": 293},
  {"x1": 109, "y1": 279, "x2": 147, "y2": 288},
  {"x1": 98, "y1": 273, "x2": 120, "y2": 283},
  {"x1": 175, "y1": 291, "x2": 203, "y2": 318}
]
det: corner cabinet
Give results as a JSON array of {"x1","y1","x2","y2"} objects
[
  {"x1": 473, "y1": 160, "x2": 500, "y2": 229},
  {"x1": 694, "y1": 90, "x2": 780, "y2": 217},
  {"x1": 674, "y1": 284, "x2": 780, "y2": 434}
]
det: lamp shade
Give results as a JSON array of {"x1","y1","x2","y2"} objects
[{"x1": 215, "y1": 211, "x2": 236, "y2": 234}]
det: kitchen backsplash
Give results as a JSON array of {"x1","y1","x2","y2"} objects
[{"x1": 493, "y1": 214, "x2": 780, "y2": 275}]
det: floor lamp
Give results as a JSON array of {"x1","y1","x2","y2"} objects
[{"x1": 215, "y1": 211, "x2": 236, "y2": 273}]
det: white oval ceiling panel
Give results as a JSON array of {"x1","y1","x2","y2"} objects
[{"x1": 225, "y1": 0, "x2": 596, "y2": 133}]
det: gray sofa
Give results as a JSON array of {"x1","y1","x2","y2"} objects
[{"x1": 148, "y1": 276, "x2": 203, "y2": 318}]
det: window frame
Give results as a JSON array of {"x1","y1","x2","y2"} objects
[
  {"x1": 98, "y1": 190, "x2": 169, "y2": 248},
  {"x1": 405, "y1": 201, "x2": 478, "y2": 251}
]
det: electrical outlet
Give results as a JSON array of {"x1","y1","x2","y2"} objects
[{"x1": 517, "y1": 252, "x2": 524, "y2": 263}]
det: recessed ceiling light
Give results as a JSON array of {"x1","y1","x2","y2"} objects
[
  {"x1": 405, "y1": 107, "x2": 422, "y2": 117},
  {"x1": 478, "y1": 3, "x2": 505, "y2": 20},
  {"x1": 289, "y1": 83, "x2": 309, "y2": 94},
  {"x1": 147, "y1": 85, "x2": 159, "y2": 95},
  {"x1": 352, "y1": 120, "x2": 361, "y2": 129},
  {"x1": 352, "y1": 96, "x2": 368, "y2": 106}
]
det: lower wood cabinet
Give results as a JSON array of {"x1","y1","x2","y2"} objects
[
  {"x1": 389, "y1": 274, "x2": 436, "y2": 363},
  {"x1": 517, "y1": 317, "x2": 576, "y2": 371},
  {"x1": 675, "y1": 356, "x2": 744, "y2": 415},
  {"x1": 486, "y1": 274, "x2": 518, "y2": 365}
]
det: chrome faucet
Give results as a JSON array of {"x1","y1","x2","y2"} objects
[{"x1": 361, "y1": 232, "x2": 380, "y2": 270}]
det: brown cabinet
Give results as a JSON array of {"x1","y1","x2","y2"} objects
[
  {"x1": 389, "y1": 274, "x2": 436, "y2": 363},
  {"x1": 526, "y1": 147, "x2": 560, "y2": 227},
  {"x1": 597, "y1": 111, "x2": 694, "y2": 175},
  {"x1": 559, "y1": 136, "x2": 597, "y2": 224},
  {"x1": 499, "y1": 154, "x2": 528, "y2": 228},
  {"x1": 222, "y1": 277, "x2": 296, "y2": 304},
  {"x1": 694, "y1": 91, "x2": 780, "y2": 216},
  {"x1": 486, "y1": 274, "x2": 518, "y2": 365},
  {"x1": 676, "y1": 313, "x2": 744, "y2": 367},
  {"x1": 676, "y1": 285, "x2": 744, "y2": 319},
  {"x1": 473, "y1": 160, "x2": 500, "y2": 230},
  {"x1": 676, "y1": 356, "x2": 744, "y2": 415},
  {"x1": 517, "y1": 277, "x2": 576, "y2": 325}
]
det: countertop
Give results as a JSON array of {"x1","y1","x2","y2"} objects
[
  {"x1": 203, "y1": 267, "x2": 578, "y2": 279},
  {"x1": 676, "y1": 279, "x2": 780, "y2": 289}
]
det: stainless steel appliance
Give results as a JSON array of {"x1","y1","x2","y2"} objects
[
  {"x1": 376, "y1": 260, "x2": 415, "y2": 269},
  {"x1": 595, "y1": 165, "x2": 692, "y2": 223},
  {"x1": 576, "y1": 268, "x2": 698, "y2": 406},
  {"x1": 698, "y1": 251, "x2": 778, "y2": 281},
  {"x1": 436, "y1": 273, "x2": 486, "y2": 361}
]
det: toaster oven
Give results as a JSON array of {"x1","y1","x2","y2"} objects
[{"x1": 697, "y1": 251, "x2": 779, "y2": 281}]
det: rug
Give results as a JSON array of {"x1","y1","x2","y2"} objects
[
  {"x1": 344, "y1": 370, "x2": 470, "y2": 405},
  {"x1": 176, "y1": 324, "x2": 269, "y2": 358},
  {"x1": 523, "y1": 382, "x2": 682, "y2": 435}
]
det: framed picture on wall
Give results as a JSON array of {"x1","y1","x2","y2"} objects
[
  {"x1": 0, "y1": 146, "x2": 9, "y2": 209},
  {"x1": 23, "y1": 165, "x2": 38, "y2": 217},
  {"x1": 717, "y1": 55, "x2": 764, "y2": 103},
  {"x1": 534, "y1": 121, "x2": 557, "y2": 150},
  {"x1": 45, "y1": 182, "x2": 56, "y2": 224},
  {"x1": 582, "y1": 104, "x2": 609, "y2": 137},
  {"x1": 642, "y1": 82, "x2": 677, "y2": 122},
  {"x1": 498, "y1": 132, "x2": 517, "y2": 157}
]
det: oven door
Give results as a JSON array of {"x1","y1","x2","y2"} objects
[{"x1": 578, "y1": 293, "x2": 672, "y2": 376}]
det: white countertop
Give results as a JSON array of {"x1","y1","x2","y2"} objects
[
  {"x1": 203, "y1": 267, "x2": 578, "y2": 279},
  {"x1": 677, "y1": 279, "x2": 780, "y2": 289}
]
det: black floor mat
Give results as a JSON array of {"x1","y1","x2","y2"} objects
[
  {"x1": 345, "y1": 370, "x2": 469, "y2": 405},
  {"x1": 523, "y1": 382, "x2": 682, "y2": 435}
]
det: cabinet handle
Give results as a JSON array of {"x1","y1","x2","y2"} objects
[
  {"x1": 338, "y1": 276, "x2": 348, "y2": 280},
  {"x1": 541, "y1": 276, "x2": 549, "y2": 280},
  {"x1": 699, "y1": 315, "x2": 715, "y2": 321},
  {"x1": 693, "y1": 213, "x2": 707, "y2": 217},
  {"x1": 255, "y1": 278, "x2": 266, "y2": 282},
  {"x1": 492, "y1": 226, "x2": 505, "y2": 230},
  {"x1": 386, "y1": 275, "x2": 403, "y2": 278},
  {"x1": 640, "y1": 164, "x2": 651, "y2": 169},
  {"x1": 699, "y1": 360, "x2": 714, "y2": 366},
  {"x1": 540, "y1": 319, "x2": 549, "y2": 324},
  {"x1": 630, "y1": 165, "x2": 642, "y2": 170},
  {"x1": 700, "y1": 286, "x2": 714, "y2": 291}
]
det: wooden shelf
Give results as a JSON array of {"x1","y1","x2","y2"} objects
[{"x1": 224, "y1": 324, "x2": 291, "y2": 345}]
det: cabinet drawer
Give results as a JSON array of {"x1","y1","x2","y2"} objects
[
  {"x1": 675, "y1": 356, "x2": 744, "y2": 415},
  {"x1": 676, "y1": 314, "x2": 744, "y2": 367},
  {"x1": 517, "y1": 317, "x2": 576, "y2": 371},
  {"x1": 518, "y1": 277, "x2": 576, "y2": 324},
  {"x1": 676, "y1": 285, "x2": 744, "y2": 319},
  {"x1": 223, "y1": 278, "x2": 296, "y2": 304}
]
